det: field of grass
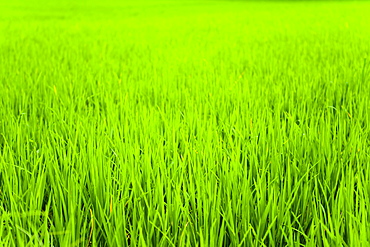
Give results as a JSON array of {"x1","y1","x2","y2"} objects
[{"x1": 1, "y1": 0, "x2": 370, "y2": 246}]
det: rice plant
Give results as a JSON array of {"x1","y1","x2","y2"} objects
[{"x1": 1, "y1": 0, "x2": 370, "y2": 246}]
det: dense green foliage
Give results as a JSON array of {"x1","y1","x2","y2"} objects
[{"x1": 1, "y1": 0, "x2": 370, "y2": 246}]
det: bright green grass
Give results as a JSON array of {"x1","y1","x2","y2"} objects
[{"x1": 1, "y1": 0, "x2": 370, "y2": 246}]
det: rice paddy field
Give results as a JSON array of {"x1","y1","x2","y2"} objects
[{"x1": 1, "y1": 0, "x2": 370, "y2": 246}]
